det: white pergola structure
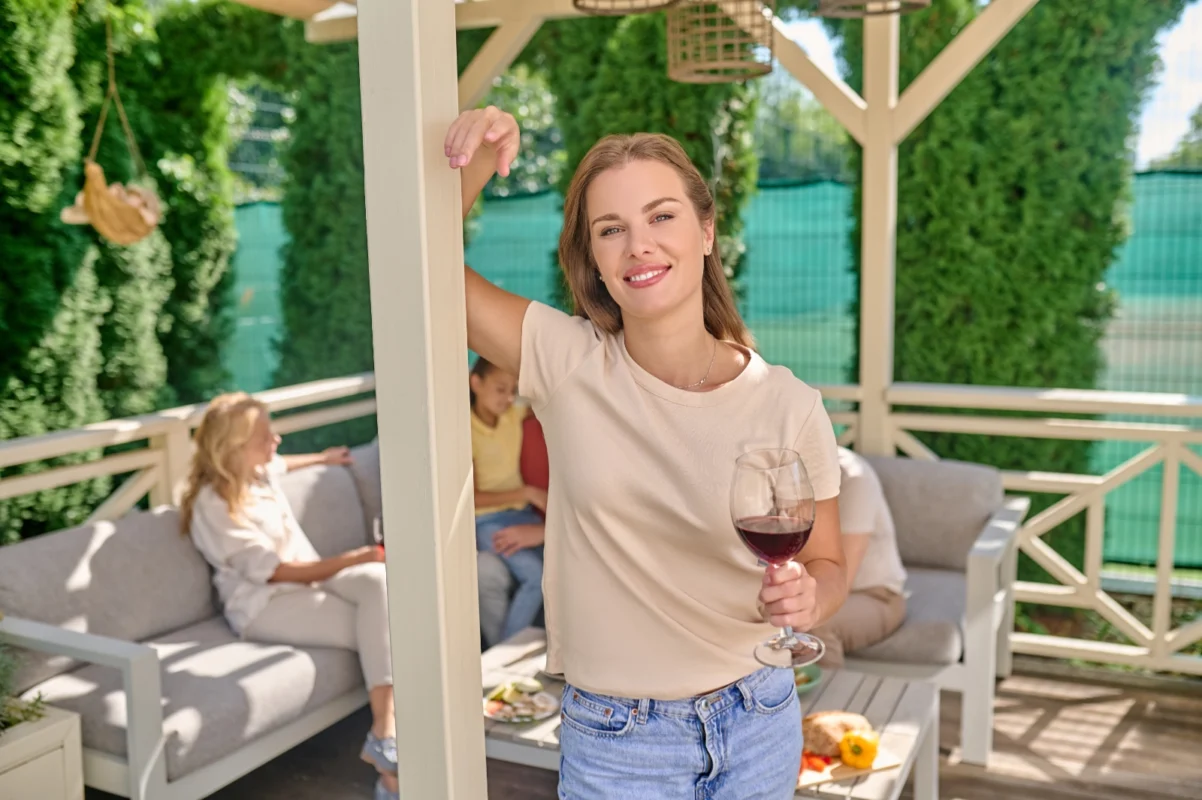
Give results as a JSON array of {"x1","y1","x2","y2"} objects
[{"x1": 229, "y1": 0, "x2": 1043, "y2": 794}]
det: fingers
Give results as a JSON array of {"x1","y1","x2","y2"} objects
[
  {"x1": 758, "y1": 562, "x2": 818, "y2": 629},
  {"x1": 446, "y1": 108, "x2": 496, "y2": 169}
]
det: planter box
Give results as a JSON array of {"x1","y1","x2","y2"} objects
[{"x1": 0, "y1": 705, "x2": 83, "y2": 800}]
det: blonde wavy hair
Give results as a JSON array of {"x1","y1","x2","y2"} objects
[{"x1": 179, "y1": 392, "x2": 269, "y2": 535}]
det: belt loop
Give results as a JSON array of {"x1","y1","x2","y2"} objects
[
  {"x1": 738, "y1": 676, "x2": 756, "y2": 711},
  {"x1": 636, "y1": 697, "x2": 650, "y2": 724}
]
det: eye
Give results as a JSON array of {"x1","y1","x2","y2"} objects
[
  {"x1": 652, "y1": 213, "x2": 674, "y2": 223},
  {"x1": 599, "y1": 226, "x2": 621, "y2": 237}
]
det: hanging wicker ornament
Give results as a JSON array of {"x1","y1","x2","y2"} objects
[
  {"x1": 572, "y1": 0, "x2": 682, "y2": 14},
  {"x1": 816, "y1": 0, "x2": 930, "y2": 18},
  {"x1": 667, "y1": 1, "x2": 776, "y2": 84},
  {"x1": 60, "y1": 16, "x2": 161, "y2": 246}
]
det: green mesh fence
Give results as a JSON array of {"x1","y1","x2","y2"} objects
[{"x1": 228, "y1": 171, "x2": 1202, "y2": 567}]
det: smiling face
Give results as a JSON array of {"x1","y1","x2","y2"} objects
[{"x1": 585, "y1": 159, "x2": 714, "y2": 326}]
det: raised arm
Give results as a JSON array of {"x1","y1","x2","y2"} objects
[{"x1": 446, "y1": 106, "x2": 531, "y2": 377}]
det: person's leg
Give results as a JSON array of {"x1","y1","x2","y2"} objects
[
  {"x1": 709, "y1": 667, "x2": 803, "y2": 799},
  {"x1": 811, "y1": 586, "x2": 906, "y2": 668},
  {"x1": 500, "y1": 544, "x2": 544, "y2": 640},
  {"x1": 321, "y1": 563, "x2": 394, "y2": 740},
  {"x1": 557, "y1": 688, "x2": 705, "y2": 799}
]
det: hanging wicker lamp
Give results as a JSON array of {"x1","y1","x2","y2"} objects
[
  {"x1": 572, "y1": 0, "x2": 681, "y2": 14},
  {"x1": 816, "y1": 0, "x2": 930, "y2": 17},
  {"x1": 667, "y1": 1, "x2": 776, "y2": 84},
  {"x1": 60, "y1": 15, "x2": 161, "y2": 245}
]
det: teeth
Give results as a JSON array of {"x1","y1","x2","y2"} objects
[{"x1": 627, "y1": 269, "x2": 665, "y2": 283}]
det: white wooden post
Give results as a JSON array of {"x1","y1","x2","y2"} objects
[
  {"x1": 856, "y1": 14, "x2": 900, "y2": 456},
  {"x1": 358, "y1": 0, "x2": 487, "y2": 797}
]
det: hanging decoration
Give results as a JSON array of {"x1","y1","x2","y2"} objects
[
  {"x1": 572, "y1": 0, "x2": 682, "y2": 14},
  {"x1": 61, "y1": 15, "x2": 161, "y2": 246},
  {"x1": 816, "y1": 0, "x2": 930, "y2": 18},
  {"x1": 666, "y1": 1, "x2": 776, "y2": 84}
]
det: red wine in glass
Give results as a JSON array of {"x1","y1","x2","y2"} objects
[
  {"x1": 735, "y1": 516, "x2": 813, "y2": 566},
  {"x1": 730, "y1": 448, "x2": 824, "y2": 669}
]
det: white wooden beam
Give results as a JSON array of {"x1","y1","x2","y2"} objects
[
  {"x1": 893, "y1": 0, "x2": 1041, "y2": 143},
  {"x1": 855, "y1": 13, "x2": 899, "y2": 455},
  {"x1": 308, "y1": 0, "x2": 584, "y2": 43},
  {"x1": 766, "y1": 15, "x2": 867, "y2": 144},
  {"x1": 458, "y1": 17, "x2": 545, "y2": 110},
  {"x1": 229, "y1": 0, "x2": 342, "y2": 21},
  {"x1": 358, "y1": 0, "x2": 487, "y2": 796}
]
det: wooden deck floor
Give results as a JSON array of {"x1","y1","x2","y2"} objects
[{"x1": 85, "y1": 667, "x2": 1202, "y2": 800}]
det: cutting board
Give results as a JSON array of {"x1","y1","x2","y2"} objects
[{"x1": 797, "y1": 749, "x2": 903, "y2": 789}]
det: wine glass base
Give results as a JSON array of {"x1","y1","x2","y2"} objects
[{"x1": 754, "y1": 633, "x2": 825, "y2": 670}]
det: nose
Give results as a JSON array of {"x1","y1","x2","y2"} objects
[{"x1": 625, "y1": 222, "x2": 656, "y2": 259}]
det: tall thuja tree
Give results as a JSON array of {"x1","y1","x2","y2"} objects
[
  {"x1": 71, "y1": 0, "x2": 174, "y2": 418},
  {"x1": 0, "y1": 0, "x2": 110, "y2": 544},
  {"x1": 149, "y1": 0, "x2": 290, "y2": 404},
  {"x1": 826, "y1": 0, "x2": 1188, "y2": 579},
  {"x1": 271, "y1": 30, "x2": 376, "y2": 451}
]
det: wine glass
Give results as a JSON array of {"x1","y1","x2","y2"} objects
[{"x1": 730, "y1": 448, "x2": 823, "y2": 669}]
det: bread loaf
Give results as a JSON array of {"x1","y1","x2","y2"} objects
[{"x1": 802, "y1": 711, "x2": 873, "y2": 757}]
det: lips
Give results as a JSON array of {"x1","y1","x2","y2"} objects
[{"x1": 623, "y1": 264, "x2": 670, "y2": 288}]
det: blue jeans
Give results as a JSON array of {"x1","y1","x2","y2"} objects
[
  {"x1": 558, "y1": 666, "x2": 802, "y2": 799},
  {"x1": 475, "y1": 506, "x2": 545, "y2": 641}
]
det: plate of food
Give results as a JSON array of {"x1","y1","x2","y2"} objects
[
  {"x1": 483, "y1": 678, "x2": 559, "y2": 723},
  {"x1": 793, "y1": 664, "x2": 823, "y2": 696},
  {"x1": 797, "y1": 710, "x2": 900, "y2": 789}
]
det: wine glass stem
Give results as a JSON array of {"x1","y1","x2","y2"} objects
[{"x1": 780, "y1": 625, "x2": 796, "y2": 643}]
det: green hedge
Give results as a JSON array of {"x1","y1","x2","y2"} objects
[{"x1": 825, "y1": 0, "x2": 1188, "y2": 581}]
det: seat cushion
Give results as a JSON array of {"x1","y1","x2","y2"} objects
[
  {"x1": 347, "y1": 439, "x2": 382, "y2": 533},
  {"x1": 0, "y1": 507, "x2": 215, "y2": 694},
  {"x1": 849, "y1": 568, "x2": 965, "y2": 666},
  {"x1": 25, "y1": 617, "x2": 363, "y2": 781},
  {"x1": 277, "y1": 463, "x2": 370, "y2": 557},
  {"x1": 865, "y1": 456, "x2": 1002, "y2": 571}
]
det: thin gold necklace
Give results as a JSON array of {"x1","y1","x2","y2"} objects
[{"x1": 676, "y1": 336, "x2": 718, "y2": 390}]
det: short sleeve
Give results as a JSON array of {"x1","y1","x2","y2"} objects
[
  {"x1": 835, "y1": 448, "x2": 877, "y2": 534},
  {"x1": 191, "y1": 491, "x2": 282, "y2": 584},
  {"x1": 518, "y1": 301, "x2": 602, "y2": 410},
  {"x1": 793, "y1": 392, "x2": 841, "y2": 501}
]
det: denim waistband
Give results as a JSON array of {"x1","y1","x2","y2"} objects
[{"x1": 575, "y1": 666, "x2": 780, "y2": 723}]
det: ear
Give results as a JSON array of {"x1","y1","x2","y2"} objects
[
  {"x1": 469, "y1": 372, "x2": 484, "y2": 394},
  {"x1": 702, "y1": 218, "x2": 715, "y2": 255}
]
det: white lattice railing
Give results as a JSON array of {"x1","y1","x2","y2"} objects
[
  {"x1": 2, "y1": 375, "x2": 1200, "y2": 675},
  {"x1": 0, "y1": 374, "x2": 376, "y2": 525},
  {"x1": 880, "y1": 383, "x2": 1202, "y2": 676}
]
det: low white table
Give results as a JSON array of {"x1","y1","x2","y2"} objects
[
  {"x1": 0, "y1": 705, "x2": 84, "y2": 800},
  {"x1": 481, "y1": 627, "x2": 939, "y2": 800}
]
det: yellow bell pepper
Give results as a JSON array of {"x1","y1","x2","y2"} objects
[{"x1": 838, "y1": 729, "x2": 879, "y2": 769}]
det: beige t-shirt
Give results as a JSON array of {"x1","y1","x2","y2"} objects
[
  {"x1": 837, "y1": 447, "x2": 907, "y2": 596},
  {"x1": 519, "y1": 301, "x2": 840, "y2": 700}
]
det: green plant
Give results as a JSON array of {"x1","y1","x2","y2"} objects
[
  {"x1": 824, "y1": 0, "x2": 1188, "y2": 579},
  {"x1": 0, "y1": 640, "x2": 47, "y2": 734}
]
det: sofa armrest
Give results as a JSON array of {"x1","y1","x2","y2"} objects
[
  {"x1": 965, "y1": 495, "x2": 1030, "y2": 626},
  {"x1": 0, "y1": 615, "x2": 166, "y2": 799}
]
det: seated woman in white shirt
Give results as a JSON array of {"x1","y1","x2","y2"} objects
[
  {"x1": 811, "y1": 447, "x2": 908, "y2": 666},
  {"x1": 180, "y1": 392, "x2": 399, "y2": 800}
]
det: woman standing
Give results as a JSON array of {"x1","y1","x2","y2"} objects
[{"x1": 446, "y1": 108, "x2": 848, "y2": 799}]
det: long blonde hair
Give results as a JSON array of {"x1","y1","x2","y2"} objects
[
  {"x1": 558, "y1": 133, "x2": 754, "y2": 348},
  {"x1": 179, "y1": 392, "x2": 269, "y2": 535}
]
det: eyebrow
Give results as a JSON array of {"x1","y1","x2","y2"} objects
[{"x1": 590, "y1": 196, "x2": 681, "y2": 228}]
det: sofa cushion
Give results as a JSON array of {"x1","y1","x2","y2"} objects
[
  {"x1": 865, "y1": 456, "x2": 1002, "y2": 571},
  {"x1": 347, "y1": 439, "x2": 382, "y2": 533},
  {"x1": 0, "y1": 507, "x2": 215, "y2": 694},
  {"x1": 24, "y1": 616, "x2": 363, "y2": 781},
  {"x1": 849, "y1": 567, "x2": 965, "y2": 666},
  {"x1": 520, "y1": 415, "x2": 550, "y2": 495},
  {"x1": 277, "y1": 463, "x2": 369, "y2": 557}
]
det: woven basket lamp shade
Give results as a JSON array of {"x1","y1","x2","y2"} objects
[
  {"x1": 572, "y1": 0, "x2": 681, "y2": 14},
  {"x1": 667, "y1": 1, "x2": 776, "y2": 84},
  {"x1": 817, "y1": 0, "x2": 930, "y2": 17}
]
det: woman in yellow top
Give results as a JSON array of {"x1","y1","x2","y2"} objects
[{"x1": 469, "y1": 357, "x2": 548, "y2": 642}]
